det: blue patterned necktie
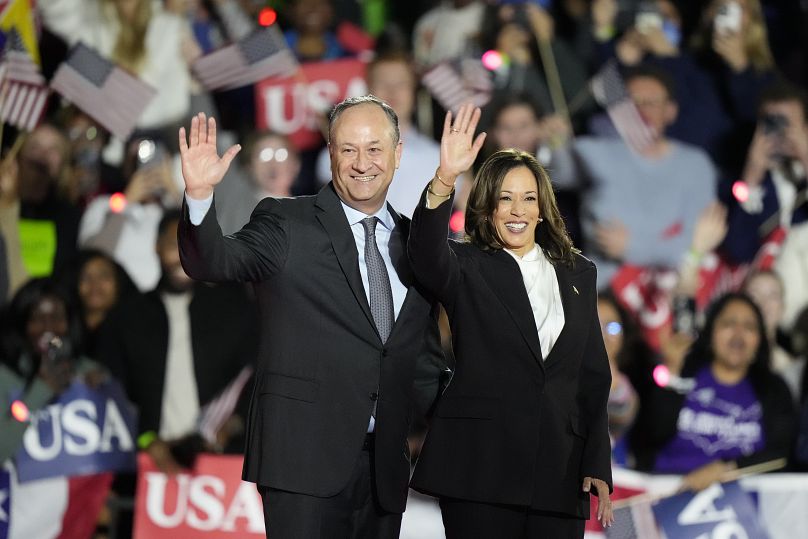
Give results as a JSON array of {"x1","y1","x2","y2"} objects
[{"x1": 361, "y1": 217, "x2": 394, "y2": 343}]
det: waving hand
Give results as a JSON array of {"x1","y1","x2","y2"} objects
[
  {"x1": 178, "y1": 112, "x2": 241, "y2": 200},
  {"x1": 437, "y1": 103, "x2": 487, "y2": 184}
]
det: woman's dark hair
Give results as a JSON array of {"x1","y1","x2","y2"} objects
[
  {"x1": 597, "y1": 290, "x2": 652, "y2": 377},
  {"x1": 0, "y1": 278, "x2": 84, "y2": 378},
  {"x1": 71, "y1": 249, "x2": 137, "y2": 313},
  {"x1": 465, "y1": 149, "x2": 577, "y2": 266},
  {"x1": 793, "y1": 306, "x2": 808, "y2": 404},
  {"x1": 682, "y1": 292, "x2": 771, "y2": 395}
]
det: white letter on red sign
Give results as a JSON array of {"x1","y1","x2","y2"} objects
[{"x1": 145, "y1": 472, "x2": 190, "y2": 528}]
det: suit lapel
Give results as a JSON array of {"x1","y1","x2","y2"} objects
[
  {"x1": 478, "y1": 250, "x2": 544, "y2": 366},
  {"x1": 314, "y1": 184, "x2": 377, "y2": 335},
  {"x1": 386, "y1": 205, "x2": 421, "y2": 340},
  {"x1": 544, "y1": 260, "x2": 590, "y2": 367}
]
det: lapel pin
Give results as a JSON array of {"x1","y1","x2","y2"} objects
[{"x1": 573, "y1": 285, "x2": 579, "y2": 295}]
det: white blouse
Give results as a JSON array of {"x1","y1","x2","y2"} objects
[{"x1": 505, "y1": 245, "x2": 565, "y2": 360}]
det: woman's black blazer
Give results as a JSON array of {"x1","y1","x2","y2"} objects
[{"x1": 408, "y1": 190, "x2": 613, "y2": 518}]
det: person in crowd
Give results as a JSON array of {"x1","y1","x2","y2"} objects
[
  {"x1": 70, "y1": 249, "x2": 137, "y2": 358},
  {"x1": 480, "y1": 92, "x2": 581, "y2": 243},
  {"x1": 632, "y1": 293, "x2": 796, "y2": 490},
  {"x1": 689, "y1": 0, "x2": 778, "y2": 133},
  {"x1": 0, "y1": 124, "x2": 80, "y2": 291},
  {"x1": 283, "y1": 0, "x2": 355, "y2": 61},
  {"x1": 217, "y1": 130, "x2": 303, "y2": 234},
  {"x1": 63, "y1": 109, "x2": 112, "y2": 209},
  {"x1": 0, "y1": 278, "x2": 103, "y2": 462},
  {"x1": 793, "y1": 307, "x2": 808, "y2": 469},
  {"x1": 723, "y1": 82, "x2": 808, "y2": 313},
  {"x1": 39, "y1": 0, "x2": 196, "y2": 134},
  {"x1": 176, "y1": 98, "x2": 448, "y2": 538},
  {"x1": 744, "y1": 270, "x2": 803, "y2": 401},
  {"x1": 316, "y1": 51, "x2": 441, "y2": 217},
  {"x1": 553, "y1": 65, "x2": 716, "y2": 289},
  {"x1": 597, "y1": 292, "x2": 640, "y2": 466},
  {"x1": 591, "y1": 0, "x2": 747, "y2": 171},
  {"x1": 412, "y1": 0, "x2": 485, "y2": 69},
  {"x1": 78, "y1": 132, "x2": 183, "y2": 291},
  {"x1": 97, "y1": 210, "x2": 258, "y2": 470},
  {"x1": 478, "y1": 2, "x2": 589, "y2": 128},
  {"x1": 408, "y1": 104, "x2": 613, "y2": 537}
]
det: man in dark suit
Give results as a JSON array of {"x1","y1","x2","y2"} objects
[{"x1": 177, "y1": 96, "x2": 446, "y2": 538}]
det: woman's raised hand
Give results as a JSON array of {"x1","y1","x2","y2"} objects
[
  {"x1": 178, "y1": 112, "x2": 241, "y2": 200},
  {"x1": 438, "y1": 103, "x2": 487, "y2": 184}
]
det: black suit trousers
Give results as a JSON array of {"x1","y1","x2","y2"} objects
[
  {"x1": 259, "y1": 440, "x2": 401, "y2": 539},
  {"x1": 439, "y1": 497, "x2": 585, "y2": 539}
]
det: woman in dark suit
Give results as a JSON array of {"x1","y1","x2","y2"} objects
[{"x1": 408, "y1": 104, "x2": 613, "y2": 538}]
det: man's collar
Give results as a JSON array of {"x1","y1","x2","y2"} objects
[{"x1": 340, "y1": 200, "x2": 395, "y2": 231}]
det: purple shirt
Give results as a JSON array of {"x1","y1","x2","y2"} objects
[{"x1": 654, "y1": 366, "x2": 765, "y2": 473}]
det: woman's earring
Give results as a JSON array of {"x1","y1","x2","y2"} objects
[{"x1": 538, "y1": 217, "x2": 544, "y2": 223}]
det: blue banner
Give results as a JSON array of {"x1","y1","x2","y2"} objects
[
  {"x1": 653, "y1": 480, "x2": 769, "y2": 539},
  {"x1": 14, "y1": 379, "x2": 137, "y2": 483},
  {"x1": 0, "y1": 467, "x2": 9, "y2": 539}
]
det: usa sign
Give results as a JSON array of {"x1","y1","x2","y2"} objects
[
  {"x1": 254, "y1": 58, "x2": 368, "y2": 151},
  {"x1": 133, "y1": 453, "x2": 265, "y2": 538}
]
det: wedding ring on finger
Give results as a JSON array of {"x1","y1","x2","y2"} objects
[{"x1": 450, "y1": 127, "x2": 460, "y2": 133}]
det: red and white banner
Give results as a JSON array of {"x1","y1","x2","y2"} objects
[
  {"x1": 133, "y1": 453, "x2": 264, "y2": 538},
  {"x1": 254, "y1": 58, "x2": 368, "y2": 151}
]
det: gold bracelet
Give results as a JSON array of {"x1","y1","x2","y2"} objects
[
  {"x1": 434, "y1": 169, "x2": 455, "y2": 189},
  {"x1": 427, "y1": 181, "x2": 453, "y2": 198}
]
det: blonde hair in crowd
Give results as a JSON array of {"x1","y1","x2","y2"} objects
[
  {"x1": 104, "y1": 0, "x2": 152, "y2": 73},
  {"x1": 691, "y1": 0, "x2": 775, "y2": 72}
]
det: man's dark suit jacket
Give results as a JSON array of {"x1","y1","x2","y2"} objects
[
  {"x1": 407, "y1": 190, "x2": 613, "y2": 519},
  {"x1": 178, "y1": 183, "x2": 445, "y2": 513},
  {"x1": 98, "y1": 282, "x2": 258, "y2": 436}
]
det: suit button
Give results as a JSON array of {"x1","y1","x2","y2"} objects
[
  {"x1": 382, "y1": 349, "x2": 389, "y2": 357},
  {"x1": 369, "y1": 392, "x2": 379, "y2": 401}
]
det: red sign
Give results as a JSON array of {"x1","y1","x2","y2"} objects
[
  {"x1": 133, "y1": 453, "x2": 264, "y2": 538},
  {"x1": 255, "y1": 58, "x2": 368, "y2": 150}
]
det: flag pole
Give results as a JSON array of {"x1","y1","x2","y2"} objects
[
  {"x1": 0, "y1": 76, "x2": 10, "y2": 151},
  {"x1": 612, "y1": 458, "x2": 789, "y2": 509},
  {"x1": 535, "y1": 36, "x2": 570, "y2": 126}
]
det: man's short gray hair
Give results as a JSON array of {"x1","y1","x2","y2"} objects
[{"x1": 328, "y1": 95, "x2": 400, "y2": 145}]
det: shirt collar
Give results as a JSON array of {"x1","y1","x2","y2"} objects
[
  {"x1": 505, "y1": 244, "x2": 541, "y2": 263},
  {"x1": 340, "y1": 200, "x2": 395, "y2": 231}
]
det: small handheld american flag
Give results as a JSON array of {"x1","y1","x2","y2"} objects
[
  {"x1": 193, "y1": 25, "x2": 299, "y2": 91},
  {"x1": 590, "y1": 60, "x2": 655, "y2": 153},
  {"x1": 0, "y1": 29, "x2": 48, "y2": 132},
  {"x1": 50, "y1": 43, "x2": 156, "y2": 140},
  {"x1": 422, "y1": 59, "x2": 492, "y2": 114}
]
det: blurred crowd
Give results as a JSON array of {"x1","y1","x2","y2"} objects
[{"x1": 2, "y1": 0, "x2": 808, "y2": 536}]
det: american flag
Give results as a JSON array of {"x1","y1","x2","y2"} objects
[
  {"x1": 0, "y1": 29, "x2": 48, "y2": 131},
  {"x1": 590, "y1": 60, "x2": 655, "y2": 153},
  {"x1": 197, "y1": 365, "x2": 254, "y2": 446},
  {"x1": 606, "y1": 500, "x2": 662, "y2": 539},
  {"x1": 422, "y1": 60, "x2": 492, "y2": 114},
  {"x1": 193, "y1": 25, "x2": 299, "y2": 91},
  {"x1": 50, "y1": 42, "x2": 156, "y2": 140}
]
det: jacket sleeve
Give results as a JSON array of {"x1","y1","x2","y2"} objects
[
  {"x1": 410, "y1": 305, "x2": 452, "y2": 420},
  {"x1": 178, "y1": 196, "x2": 289, "y2": 283},
  {"x1": 0, "y1": 366, "x2": 54, "y2": 463},
  {"x1": 407, "y1": 187, "x2": 461, "y2": 307},
  {"x1": 577, "y1": 264, "x2": 614, "y2": 491}
]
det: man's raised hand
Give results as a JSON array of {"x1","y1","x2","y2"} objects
[{"x1": 178, "y1": 112, "x2": 241, "y2": 200}]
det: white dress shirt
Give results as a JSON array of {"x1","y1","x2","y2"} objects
[
  {"x1": 504, "y1": 245, "x2": 565, "y2": 360},
  {"x1": 159, "y1": 291, "x2": 200, "y2": 439}
]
